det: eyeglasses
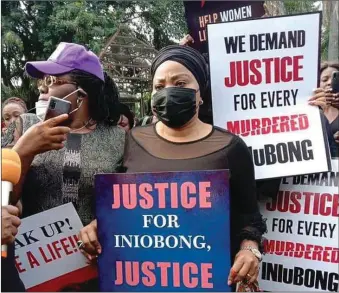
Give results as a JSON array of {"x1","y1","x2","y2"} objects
[{"x1": 38, "y1": 76, "x2": 77, "y2": 88}]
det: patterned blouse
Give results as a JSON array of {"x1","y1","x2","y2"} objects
[{"x1": 2, "y1": 113, "x2": 125, "y2": 225}]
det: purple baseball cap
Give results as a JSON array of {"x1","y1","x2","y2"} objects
[{"x1": 25, "y1": 42, "x2": 105, "y2": 81}]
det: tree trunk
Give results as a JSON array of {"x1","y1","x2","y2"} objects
[
  {"x1": 328, "y1": 1, "x2": 339, "y2": 61},
  {"x1": 265, "y1": 1, "x2": 286, "y2": 16}
]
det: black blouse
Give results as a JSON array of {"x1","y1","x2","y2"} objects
[{"x1": 122, "y1": 124, "x2": 267, "y2": 260}]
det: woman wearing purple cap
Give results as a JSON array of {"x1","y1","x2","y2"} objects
[{"x1": 2, "y1": 42, "x2": 125, "y2": 230}]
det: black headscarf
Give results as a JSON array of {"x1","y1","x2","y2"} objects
[{"x1": 151, "y1": 45, "x2": 209, "y2": 95}]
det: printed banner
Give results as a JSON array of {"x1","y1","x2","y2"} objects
[
  {"x1": 258, "y1": 159, "x2": 339, "y2": 292},
  {"x1": 95, "y1": 170, "x2": 231, "y2": 291},
  {"x1": 183, "y1": 0, "x2": 264, "y2": 54},
  {"x1": 207, "y1": 13, "x2": 331, "y2": 179},
  {"x1": 14, "y1": 203, "x2": 97, "y2": 291}
]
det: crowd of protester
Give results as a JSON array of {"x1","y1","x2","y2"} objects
[{"x1": 1, "y1": 31, "x2": 339, "y2": 292}]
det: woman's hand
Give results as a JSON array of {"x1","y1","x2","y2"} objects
[
  {"x1": 308, "y1": 88, "x2": 336, "y2": 109},
  {"x1": 228, "y1": 242, "x2": 260, "y2": 285},
  {"x1": 179, "y1": 34, "x2": 194, "y2": 46},
  {"x1": 334, "y1": 131, "x2": 339, "y2": 145},
  {"x1": 1, "y1": 205, "x2": 21, "y2": 245},
  {"x1": 327, "y1": 92, "x2": 339, "y2": 109},
  {"x1": 78, "y1": 219, "x2": 101, "y2": 261},
  {"x1": 14, "y1": 114, "x2": 70, "y2": 157}
]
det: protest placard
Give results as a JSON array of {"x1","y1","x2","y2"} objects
[
  {"x1": 258, "y1": 159, "x2": 339, "y2": 292},
  {"x1": 183, "y1": 0, "x2": 264, "y2": 54},
  {"x1": 14, "y1": 203, "x2": 97, "y2": 291},
  {"x1": 207, "y1": 13, "x2": 331, "y2": 180},
  {"x1": 95, "y1": 170, "x2": 231, "y2": 291}
]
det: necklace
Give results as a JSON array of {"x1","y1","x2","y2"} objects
[{"x1": 70, "y1": 119, "x2": 96, "y2": 133}]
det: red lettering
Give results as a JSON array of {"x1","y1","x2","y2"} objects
[
  {"x1": 157, "y1": 262, "x2": 171, "y2": 286},
  {"x1": 303, "y1": 192, "x2": 312, "y2": 214},
  {"x1": 279, "y1": 116, "x2": 290, "y2": 132},
  {"x1": 249, "y1": 59, "x2": 262, "y2": 85},
  {"x1": 332, "y1": 248, "x2": 339, "y2": 263},
  {"x1": 320, "y1": 193, "x2": 331, "y2": 216},
  {"x1": 332, "y1": 194, "x2": 339, "y2": 217},
  {"x1": 52, "y1": 241, "x2": 62, "y2": 259},
  {"x1": 201, "y1": 263, "x2": 213, "y2": 288},
  {"x1": 226, "y1": 121, "x2": 240, "y2": 135},
  {"x1": 323, "y1": 248, "x2": 331, "y2": 262},
  {"x1": 281, "y1": 57, "x2": 292, "y2": 82},
  {"x1": 141, "y1": 262, "x2": 156, "y2": 287},
  {"x1": 313, "y1": 193, "x2": 320, "y2": 215},
  {"x1": 251, "y1": 119, "x2": 261, "y2": 135},
  {"x1": 39, "y1": 247, "x2": 53, "y2": 263},
  {"x1": 299, "y1": 115, "x2": 309, "y2": 130},
  {"x1": 60, "y1": 238, "x2": 73, "y2": 256},
  {"x1": 27, "y1": 251, "x2": 40, "y2": 268},
  {"x1": 224, "y1": 56, "x2": 304, "y2": 87},
  {"x1": 237, "y1": 61, "x2": 249, "y2": 86},
  {"x1": 290, "y1": 115, "x2": 298, "y2": 131},
  {"x1": 290, "y1": 191, "x2": 301, "y2": 213},
  {"x1": 181, "y1": 183, "x2": 197, "y2": 209},
  {"x1": 262, "y1": 58, "x2": 273, "y2": 83},
  {"x1": 312, "y1": 245, "x2": 323, "y2": 261},
  {"x1": 293, "y1": 55, "x2": 303, "y2": 81},
  {"x1": 266, "y1": 196, "x2": 277, "y2": 212},
  {"x1": 262, "y1": 118, "x2": 271, "y2": 134},
  {"x1": 139, "y1": 183, "x2": 153, "y2": 209},
  {"x1": 15, "y1": 256, "x2": 26, "y2": 273},
  {"x1": 183, "y1": 263, "x2": 198, "y2": 288},
  {"x1": 271, "y1": 116, "x2": 279, "y2": 133},
  {"x1": 304, "y1": 245, "x2": 312, "y2": 260}
]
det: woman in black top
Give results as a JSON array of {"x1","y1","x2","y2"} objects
[
  {"x1": 79, "y1": 45, "x2": 266, "y2": 289},
  {"x1": 309, "y1": 62, "x2": 339, "y2": 155}
]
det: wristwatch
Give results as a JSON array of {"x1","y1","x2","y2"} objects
[{"x1": 241, "y1": 246, "x2": 262, "y2": 262}]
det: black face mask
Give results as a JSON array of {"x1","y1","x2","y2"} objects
[{"x1": 152, "y1": 87, "x2": 197, "y2": 128}]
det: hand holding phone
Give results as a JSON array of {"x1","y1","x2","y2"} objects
[
  {"x1": 44, "y1": 97, "x2": 71, "y2": 125},
  {"x1": 331, "y1": 71, "x2": 339, "y2": 94},
  {"x1": 327, "y1": 71, "x2": 339, "y2": 109}
]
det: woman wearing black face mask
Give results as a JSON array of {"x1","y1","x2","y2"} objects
[{"x1": 80, "y1": 45, "x2": 266, "y2": 290}]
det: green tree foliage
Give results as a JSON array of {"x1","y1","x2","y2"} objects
[
  {"x1": 283, "y1": 0, "x2": 318, "y2": 15},
  {"x1": 1, "y1": 0, "x2": 187, "y2": 107},
  {"x1": 265, "y1": 0, "x2": 337, "y2": 61},
  {"x1": 1, "y1": 1, "x2": 120, "y2": 106}
]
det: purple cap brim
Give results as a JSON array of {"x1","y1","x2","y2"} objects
[{"x1": 25, "y1": 61, "x2": 74, "y2": 79}]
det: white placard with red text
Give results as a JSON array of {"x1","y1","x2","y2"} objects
[
  {"x1": 207, "y1": 13, "x2": 331, "y2": 179},
  {"x1": 14, "y1": 203, "x2": 97, "y2": 291},
  {"x1": 258, "y1": 159, "x2": 339, "y2": 292}
]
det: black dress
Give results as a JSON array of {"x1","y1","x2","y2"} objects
[
  {"x1": 1, "y1": 244, "x2": 25, "y2": 292},
  {"x1": 122, "y1": 124, "x2": 267, "y2": 261},
  {"x1": 330, "y1": 115, "x2": 339, "y2": 136}
]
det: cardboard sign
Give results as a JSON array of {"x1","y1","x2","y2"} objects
[
  {"x1": 14, "y1": 203, "x2": 97, "y2": 291},
  {"x1": 258, "y1": 159, "x2": 339, "y2": 292},
  {"x1": 207, "y1": 13, "x2": 331, "y2": 179},
  {"x1": 95, "y1": 170, "x2": 231, "y2": 291},
  {"x1": 183, "y1": 0, "x2": 264, "y2": 54}
]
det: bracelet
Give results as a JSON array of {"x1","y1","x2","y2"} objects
[{"x1": 240, "y1": 246, "x2": 262, "y2": 262}]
